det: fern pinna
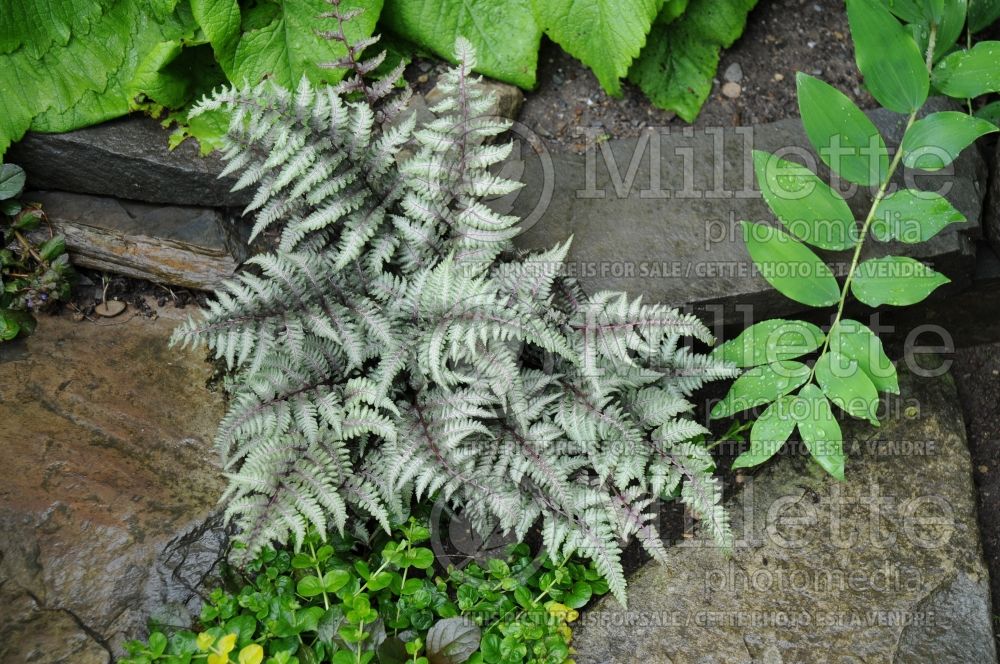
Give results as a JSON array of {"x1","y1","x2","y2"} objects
[{"x1": 172, "y1": 34, "x2": 737, "y2": 602}]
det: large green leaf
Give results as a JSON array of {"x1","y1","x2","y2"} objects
[
  {"x1": 191, "y1": 0, "x2": 241, "y2": 76},
  {"x1": 710, "y1": 361, "x2": 811, "y2": 418},
  {"x1": 731, "y1": 395, "x2": 796, "y2": 469},
  {"x1": 0, "y1": 1, "x2": 200, "y2": 154},
  {"x1": 814, "y1": 351, "x2": 879, "y2": 425},
  {"x1": 0, "y1": 0, "x2": 110, "y2": 58},
  {"x1": 627, "y1": 0, "x2": 758, "y2": 122},
  {"x1": 381, "y1": 0, "x2": 541, "y2": 88},
  {"x1": 795, "y1": 384, "x2": 845, "y2": 480},
  {"x1": 871, "y1": 189, "x2": 965, "y2": 243},
  {"x1": 901, "y1": 111, "x2": 997, "y2": 170},
  {"x1": 232, "y1": 0, "x2": 383, "y2": 88},
  {"x1": 712, "y1": 319, "x2": 824, "y2": 368},
  {"x1": 753, "y1": 150, "x2": 857, "y2": 251},
  {"x1": 828, "y1": 319, "x2": 899, "y2": 394},
  {"x1": 851, "y1": 256, "x2": 949, "y2": 306},
  {"x1": 969, "y1": 0, "x2": 1000, "y2": 32},
  {"x1": 533, "y1": 0, "x2": 660, "y2": 96},
  {"x1": 904, "y1": 0, "x2": 967, "y2": 63},
  {"x1": 796, "y1": 73, "x2": 888, "y2": 186},
  {"x1": 846, "y1": 0, "x2": 929, "y2": 113},
  {"x1": 932, "y1": 41, "x2": 1000, "y2": 99},
  {"x1": 740, "y1": 221, "x2": 841, "y2": 308}
]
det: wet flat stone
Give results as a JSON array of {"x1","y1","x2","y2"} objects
[
  {"x1": 0, "y1": 310, "x2": 226, "y2": 659},
  {"x1": 573, "y1": 367, "x2": 997, "y2": 663},
  {"x1": 511, "y1": 100, "x2": 988, "y2": 325}
]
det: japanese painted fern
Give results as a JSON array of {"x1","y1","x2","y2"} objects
[{"x1": 173, "y1": 37, "x2": 737, "y2": 602}]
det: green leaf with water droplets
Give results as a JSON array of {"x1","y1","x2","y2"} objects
[
  {"x1": 712, "y1": 319, "x2": 824, "y2": 368},
  {"x1": 710, "y1": 360, "x2": 810, "y2": 418},
  {"x1": 871, "y1": 189, "x2": 965, "y2": 243},
  {"x1": 828, "y1": 319, "x2": 898, "y2": 394},
  {"x1": 794, "y1": 384, "x2": 845, "y2": 480},
  {"x1": 797, "y1": 73, "x2": 889, "y2": 186},
  {"x1": 814, "y1": 351, "x2": 880, "y2": 425},
  {"x1": 932, "y1": 41, "x2": 1000, "y2": 98},
  {"x1": 851, "y1": 256, "x2": 949, "y2": 307},
  {"x1": 753, "y1": 150, "x2": 857, "y2": 250},
  {"x1": 732, "y1": 395, "x2": 796, "y2": 469},
  {"x1": 901, "y1": 111, "x2": 997, "y2": 170},
  {"x1": 740, "y1": 221, "x2": 841, "y2": 308},
  {"x1": 847, "y1": 0, "x2": 928, "y2": 113}
]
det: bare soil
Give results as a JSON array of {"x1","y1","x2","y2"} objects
[{"x1": 518, "y1": 0, "x2": 873, "y2": 152}]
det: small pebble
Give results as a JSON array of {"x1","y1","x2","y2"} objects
[
  {"x1": 807, "y1": 40, "x2": 817, "y2": 49},
  {"x1": 773, "y1": 73, "x2": 785, "y2": 82},
  {"x1": 980, "y1": 465, "x2": 990, "y2": 474},
  {"x1": 417, "y1": 74, "x2": 429, "y2": 84},
  {"x1": 723, "y1": 62, "x2": 743, "y2": 83},
  {"x1": 721, "y1": 82, "x2": 742, "y2": 99}
]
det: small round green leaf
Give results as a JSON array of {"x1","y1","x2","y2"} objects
[
  {"x1": 407, "y1": 547, "x2": 435, "y2": 570},
  {"x1": 796, "y1": 73, "x2": 889, "y2": 186},
  {"x1": 814, "y1": 351, "x2": 880, "y2": 425},
  {"x1": 851, "y1": 256, "x2": 949, "y2": 306},
  {"x1": 425, "y1": 616, "x2": 481, "y2": 664},
  {"x1": 148, "y1": 632, "x2": 168, "y2": 658},
  {"x1": 0, "y1": 164, "x2": 26, "y2": 201},
  {"x1": 296, "y1": 575, "x2": 325, "y2": 597},
  {"x1": 871, "y1": 189, "x2": 965, "y2": 243},
  {"x1": 753, "y1": 150, "x2": 857, "y2": 250},
  {"x1": 829, "y1": 319, "x2": 899, "y2": 394},
  {"x1": 712, "y1": 319, "x2": 825, "y2": 368},
  {"x1": 711, "y1": 360, "x2": 811, "y2": 418},
  {"x1": 794, "y1": 384, "x2": 845, "y2": 480},
  {"x1": 563, "y1": 581, "x2": 593, "y2": 609},
  {"x1": 901, "y1": 111, "x2": 997, "y2": 170},
  {"x1": 741, "y1": 222, "x2": 841, "y2": 307},
  {"x1": 732, "y1": 395, "x2": 797, "y2": 469},
  {"x1": 323, "y1": 569, "x2": 350, "y2": 593},
  {"x1": 846, "y1": 0, "x2": 929, "y2": 113},
  {"x1": 932, "y1": 41, "x2": 1000, "y2": 99}
]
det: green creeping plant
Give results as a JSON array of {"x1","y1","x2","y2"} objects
[
  {"x1": 0, "y1": 162, "x2": 72, "y2": 342},
  {"x1": 711, "y1": 0, "x2": 1000, "y2": 478},
  {"x1": 120, "y1": 520, "x2": 608, "y2": 664}
]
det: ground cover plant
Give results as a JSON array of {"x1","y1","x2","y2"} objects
[
  {"x1": 0, "y1": 0, "x2": 767, "y2": 157},
  {"x1": 121, "y1": 519, "x2": 609, "y2": 664},
  {"x1": 711, "y1": 0, "x2": 1000, "y2": 476},
  {"x1": 170, "y1": 12, "x2": 738, "y2": 601},
  {"x1": 0, "y1": 162, "x2": 72, "y2": 341}
]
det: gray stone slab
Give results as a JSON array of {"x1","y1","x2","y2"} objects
[
  {"x1": 6, "y1": 80, "x2": 523, "y2": 210},
  {"x1": 8, "y1": 116, "x2": 244, "y2": 208},
  {"x1": 27, "y1": 190, "x2": 246, "y2": 290},
  {"x1": 510, "y1": 101, "x2": 988, "y2": 325},
  {"x1": 573, "y1": 366, "x2": 997, "y2": 663}
]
